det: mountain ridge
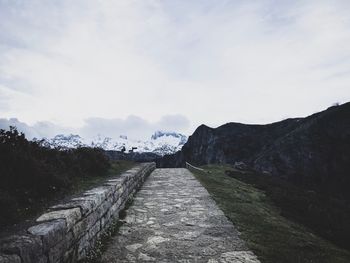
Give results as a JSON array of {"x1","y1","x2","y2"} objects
[
  {"x1": 159, "y1": 102, "x2": 350, "y2": 199},
  {"x1": 37, "y1": 130, "x2": 188, "y2": 156}
]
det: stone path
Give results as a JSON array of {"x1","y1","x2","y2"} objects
[{"x1": 101, "y1": 168, "x2": 260, "y2": 263}]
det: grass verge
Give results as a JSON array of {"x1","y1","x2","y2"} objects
[
  {"x1": 0, "y1": 160, "x2": 135, "y2": 235},
  {"x1": 70, "y1": 160, "x2": 136, "y2": 196},
  {"x1": 191, "y1": 165, "x2": 350, "y2": 263}
]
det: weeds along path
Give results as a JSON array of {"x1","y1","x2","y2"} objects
[{"x1": 101, "y1": 168, "x2": 260, "y2": 262}]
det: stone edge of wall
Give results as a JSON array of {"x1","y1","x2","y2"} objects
[{"x1": 0, "y1": 162, "x2": 156, "y2": 263}]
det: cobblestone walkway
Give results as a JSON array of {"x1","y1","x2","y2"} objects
[{"x1": 101, "y1": 168, "x2": 260, "y2": 263}]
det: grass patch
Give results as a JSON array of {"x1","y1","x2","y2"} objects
[
  {"x1": 0, "y1": 159, "x2": 135, "y2": 235},
  {"x1": 226, "y1": 169, "x2": 350, "y2": 251},
  {"x1": 191, "y1": 165, "x2": 350, "y2": 263},
  {"x1": 70, "y1": 160, "x2": 136, "y2": 196}
]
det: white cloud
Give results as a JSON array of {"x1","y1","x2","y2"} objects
[
  {"x1": 0, "y1": 114, "x2": 190, "y2": 140},
  {"x1": 0, "y1": 0, "x2": 349, "y2": 135},
  {"x1": 80, "y1": 114, "x2": 189, "y2": 140},
  {"x1": 0, "y1": 118, "x2": 67, "y2": 139}
]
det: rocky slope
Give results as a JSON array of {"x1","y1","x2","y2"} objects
[{"x1": 159, "y1": 102, "x2": 350, "y2": 199}]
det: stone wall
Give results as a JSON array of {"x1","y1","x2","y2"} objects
[{"x1": 0, "y1": 162, "x2": 156, "y2": 263}]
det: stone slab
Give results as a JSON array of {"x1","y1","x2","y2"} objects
[
  {"x1": 101, "y1": 168, "x2": 260, "y2": 263},
  {"x1": 36, "y1": 208, "x2": 81, "y2": 231}
]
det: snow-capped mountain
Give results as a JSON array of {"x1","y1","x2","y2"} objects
[
  {"x1": 38, "y1": 131, "x2": 188, "y2": 156},
  {"x1": 38, "y1": 134, "x2": 84, "y2": 149}
]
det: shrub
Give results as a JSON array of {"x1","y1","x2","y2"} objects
[{"x1": 0, "y1": 127, "x2": 110, "y2": 229}]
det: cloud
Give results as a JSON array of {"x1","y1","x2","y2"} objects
[
  {"x1": 0, "y1": 0, "x2": 349, "y2": 133},
  {"x1": 32, "y1": 121, "x2": 71, "y2": 139},
  {"x1": 80, "y1": 114, "x2": 190, "y2": 140},
  {"x1": 157, "y1": 115, "x2": 190, "y2": 132},
  {"x1": 0, "y1": 118, "x2": 70, "y2": 139},
  {"x1": 0, "y1": 114, "x2": 190, "y2": 140},
  {"x1": 0, "y1": 118, "x2": 38, "y2": 139}
]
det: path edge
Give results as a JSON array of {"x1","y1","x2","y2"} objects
[{"x1": 0, "y1": 162, "x2": 156, "y2": 263}]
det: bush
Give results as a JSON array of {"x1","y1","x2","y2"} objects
[{"x1": 0, "y1": 127, "x2": 110, "y2": 229}]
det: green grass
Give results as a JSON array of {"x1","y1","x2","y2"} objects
[
  {"x1": 0, "y1": 160, "x2": 136, "y2": 235},
  {"x1": 191, "y1": 165, "x2": 350, "y2": 263},
  {"x1": 70, "y1": 160, "x2": 136, "y2": 196}
]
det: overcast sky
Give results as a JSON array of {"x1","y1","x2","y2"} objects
[{"x1": 0, "y1": 0, "x2": 350, "y2": 139}]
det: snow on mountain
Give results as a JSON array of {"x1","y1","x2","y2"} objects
[
  {"x1": 38, "y1": 134, "x2": 85, "y2": 149},
  {"x1": 38, "y1": 131, "x2": 188, "y2": 156},
  {"x1": 151, "y1": 131, "x2": 187, "y2": 145}
]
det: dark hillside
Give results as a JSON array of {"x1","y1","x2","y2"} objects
[
  {"x1": 158, "y1": 102, "x2": 350, "y2": 199},
  {"x1": 159, "y1": 118, "x2": 302, "y2": 167},
  {"x1": 253, "y1": 103, "x2": 350, "y2": 199}
]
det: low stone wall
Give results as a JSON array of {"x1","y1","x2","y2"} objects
[
  {"x1": 185, "y1": 162, "x2": 210, "y2": 174},
  {"x1": 0, "y1": 162, "x2": 156, "y2": 263}
]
